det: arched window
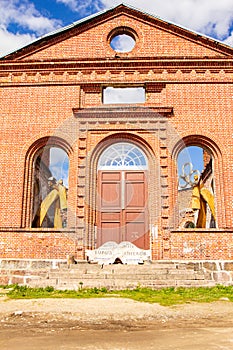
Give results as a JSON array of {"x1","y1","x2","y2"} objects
[
  {"x1": 32, "y1": 146, "x2": 69, "y2": 228},
  {"x1": 177, "y1": 145, "x2": 216, "y2": 228},
  {"x1": 98, "y1": 142, "x2": 148, "y2": 170}
]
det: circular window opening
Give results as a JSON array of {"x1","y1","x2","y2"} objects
[{"x1": 110, "y1": 34, "x2": 136, "y2": 53}]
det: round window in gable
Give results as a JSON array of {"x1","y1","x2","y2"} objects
[{"x1": 109, "y1": 27, "x2": 137, "y2": 53}]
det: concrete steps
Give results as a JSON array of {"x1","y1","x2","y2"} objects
[
  {"x1": 28, "y1": 262, "x2": 214, "y2": 289},
  {"x1": 2, "y1": 259, "x2": 232, "y2": 290}
]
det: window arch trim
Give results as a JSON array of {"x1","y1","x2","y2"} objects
[{"x1": 172, "y1": 134, "x2": 222, "y2": 160}]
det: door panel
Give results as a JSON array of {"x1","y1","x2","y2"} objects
[
  {"x1": 125, "y1": 211, "x2": 147, "y2": 248},
  {"x1": 126, "y1": 182, "x2": 145, "y2": 208},
  {"x1": 97, "y1": 170, "x2": 149, "y2": 249},
  {"x1": 125, "y1": 222, "x2": 145, "y2": 243},
  {"x1": 125, "y1": 211, "x2": 144, "y2": 221},
  {"x1": 101, "y1": 182, "x2": 121, "y2": 208},
  {"x1": 101, "y1": 172, "x2": 121, "y2": 181},
  {"x1": 125, "y1": 172, "x2": 144, "y2": 181},
  {"x1": 98, "y1": 222, "x2": 121, "y2": 246},
  {"x1": 101, "y1": 212, "x2": 121, "y2": 221},
  {"x1": 125, "y1": 171, "x2": 146, "y2": 209}
]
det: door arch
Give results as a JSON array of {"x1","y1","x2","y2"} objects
[{"x1": 97, "y1": 142, "x2": 149, "y2": 249}]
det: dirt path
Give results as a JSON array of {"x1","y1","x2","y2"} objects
[{"x1": 0, "y1": 297, "x2": 233, "y2": 349}]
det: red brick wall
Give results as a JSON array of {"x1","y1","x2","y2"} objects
[
  {"x1": 25, "y1": 14, "x2": 225, "y2": 61},
  {"x1": 0, "y1": 6, "x2": 233, "y2": 260},
  {"x1": 170, "y1": 229, "x2": 233, "y2": 260},
  {"x1": 0, "y1": 229, "x2": 77, "y2": 259}
]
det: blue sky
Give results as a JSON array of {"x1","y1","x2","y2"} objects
[
  {"x1": 49, "y1": 148, "x2": 69, "y2": 188},
  {"x1": 1, "y1": 0, "x2": 233, "y2": 56},
  {"x1": 177, "y1": 147, "x2": 204, "y2": 188}
]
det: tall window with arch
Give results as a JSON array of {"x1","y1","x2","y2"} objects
[
  {"x1": 177, "y1": 146, "x2": 216, "y2": 229},
  {"x1": 32, "y1": 146, "x2": 69, "y2": 228}
]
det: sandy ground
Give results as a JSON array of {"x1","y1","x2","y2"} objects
[{"x1": 0, "y1": 296, "x2": 233, "y2": 349}]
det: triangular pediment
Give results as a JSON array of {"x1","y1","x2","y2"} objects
[{"x1": 2, "y1": 4, "x2": 233, "y2": 61}]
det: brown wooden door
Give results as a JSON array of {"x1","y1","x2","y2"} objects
[{"x1": 97, "y1": 170, "x2": 149, "y2": 249}]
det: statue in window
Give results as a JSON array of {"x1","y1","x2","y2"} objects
[
  {"x1": 192, "y1": 174, "x2": 216, "y2": 228},
  {"x1": 39, "y1": 177, "x2": 67, "y2": 228}
]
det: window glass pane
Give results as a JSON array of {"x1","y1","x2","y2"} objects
[
  {"x1": 103, "y1": 87, "x2": 145, "y2": 104},
  {"x1": 98, "y1": 142, "x2": 147, "y2": 169}
]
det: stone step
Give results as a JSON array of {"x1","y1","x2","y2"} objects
[
  {"x1": 63, "y1": 262, "x2": 185, "y2": 271},
  {"x1": 48, "y1": 269, "x2": 180, "y2": 277},
  {"x1": 28, "y1": 277, "x2": 215, "y2": 290},
  {"x1": 56, "y1": 265, "x2": 200, "y2": 274},
  {"x1": 47, "y1": 270, "x2": 205, "y2": 280},
  {"x1": 1, "y1": 259, "x2": 231, "y2": 290}
]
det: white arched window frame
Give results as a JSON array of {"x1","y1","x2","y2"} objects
[{"x1": 98, "y1": 142, "x2": 148, "y2": 170}]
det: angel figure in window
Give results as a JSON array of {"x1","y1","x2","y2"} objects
[
  {"x1": 39, "y1": 177, "x2": 67, "y2": 228},
  {"x1": 191, "y1": 174, "x2": 216, "y2": 228}
]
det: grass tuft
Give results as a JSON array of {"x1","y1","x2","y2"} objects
[{"x1": 1, "y1": 284, "x2": 233, "y2": 306}]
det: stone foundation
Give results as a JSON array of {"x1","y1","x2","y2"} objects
[{"x1": 1, "y1": 259, "x2": 233, "y2": 290}]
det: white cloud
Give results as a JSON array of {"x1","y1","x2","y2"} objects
[
  {"x1": 100, "y1": 0, "x2": 233, "y2": 44},
  {"x1": 49, "y1": 148, "x2": 69, "y2": 187},
  {"x1": 56, "y1": 0, "x2": 82, "y2": 12},
  {"x1": 55, "y1": 0, "x2": 233, "y2": 46},
  {"x1": 49, "y1": 148, "x2": 68, "y2": 167},
  {"x1": 56, "y1": 0, "x2": 102, "y2": 14},
  {"x1": 0, "y1": 27, "x2": 36, "y2": 56},
  {"x1": 1, "y1": 0, "x2": 233, "y2": 57},
  {"x1": 110, "y1": 34, "x2": 135, "y2": 52},
  {"x1": 0, "y1": 0, "x2": 61, "y2": 34},
  {"x1": 0, "y1": 0, "x2": 62, "y2": 56},
  {"x1": 103, "y1": 87, "x2": 145, "y2": 104},
  {"x1": 224, "y1": 31, "x2": 233, "y2": 47}
]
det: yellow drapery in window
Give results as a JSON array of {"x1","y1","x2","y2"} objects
[
  {"x1": 39, "y1": 184, "x2": 67, "y2": 228},
  {"x1": 192, "y1": 181, "x2": 215, "y2": 228}
]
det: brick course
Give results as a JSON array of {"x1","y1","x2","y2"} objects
[{"x1": 0, "y1": 4, "x2": 233, "y2": 261}]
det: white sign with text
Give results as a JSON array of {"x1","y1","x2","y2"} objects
[{"x1": 86, "y1": 241, "x2": 151, "y2": 265}]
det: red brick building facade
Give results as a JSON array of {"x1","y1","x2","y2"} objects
[{"x1": 1, "y1": 4, "x2": 233, "y2": 261}]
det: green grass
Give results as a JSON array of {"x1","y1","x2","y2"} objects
[
  {"x1": 1, "y1": 284, "x2": 233, "y2": 306},
  {"x1": 117, "y1": 285, "x2": 233, "y2": 306}
]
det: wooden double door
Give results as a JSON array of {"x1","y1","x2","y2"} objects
[{"x1": 97, "y1": 170, "x2": 149, "y2": 249}]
